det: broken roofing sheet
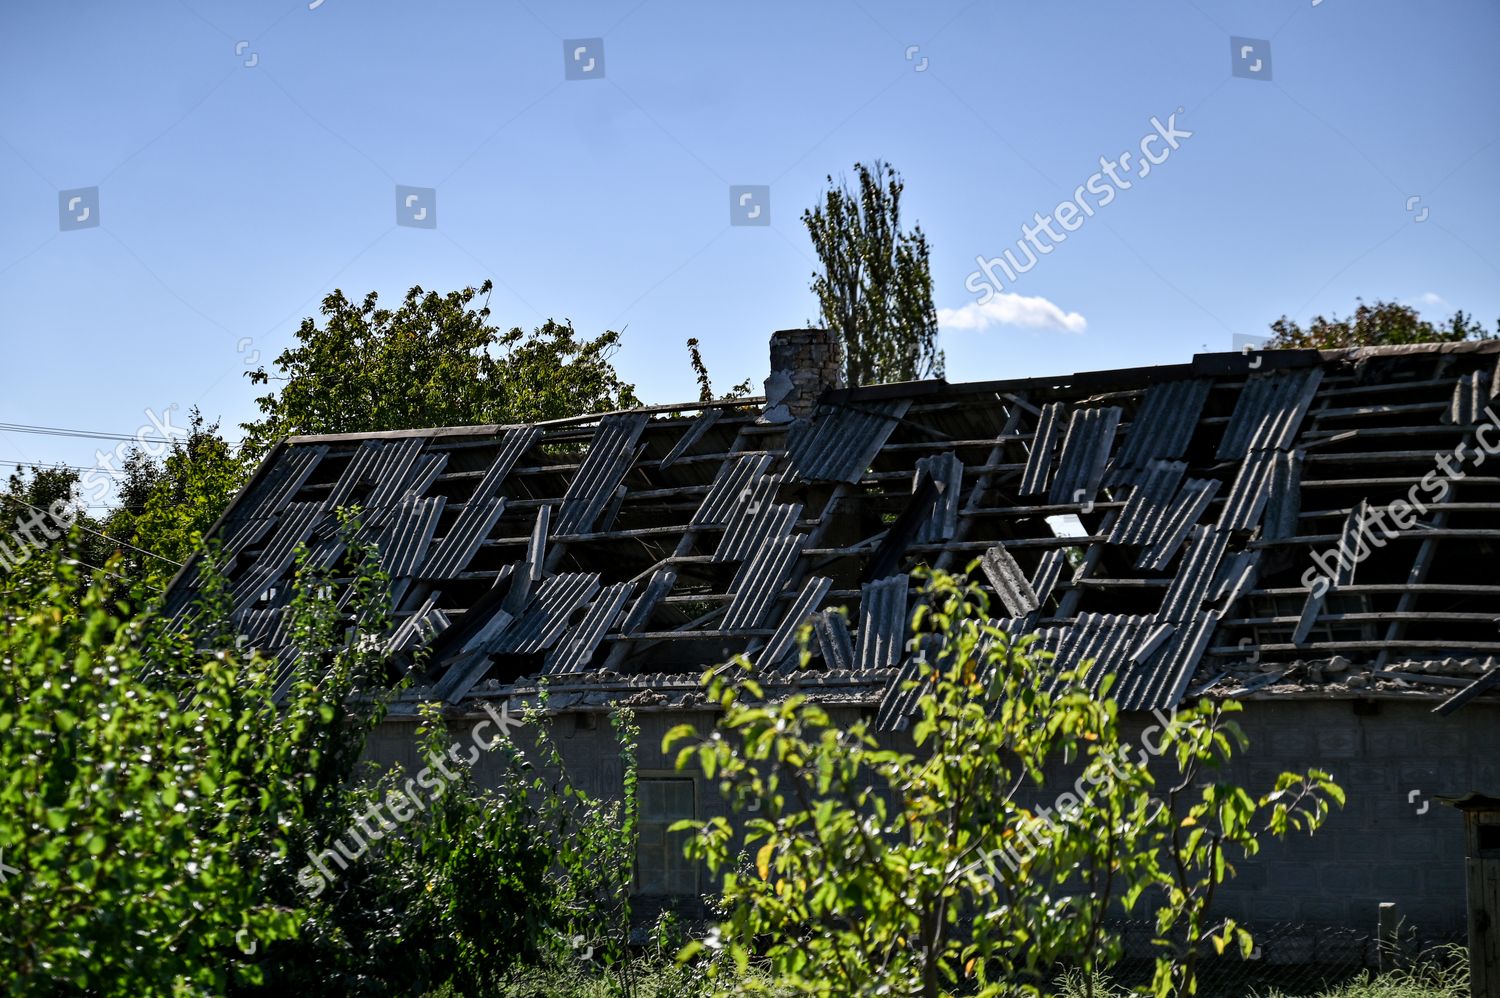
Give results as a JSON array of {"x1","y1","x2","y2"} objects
[{"x1": 161, "y1": 342, "x2": 1500, "y2": 722}]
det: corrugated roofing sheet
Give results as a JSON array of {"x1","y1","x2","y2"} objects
[
  {"x1": 760, "y1": 575, "x2": 833, "y2": 673},
  {"x1": 1445, "y1": 371, "x2": 1492, "y2": 426},
  {"x1": 1136, "y1": 478, "x2": 1221, "y2": 571},
  {"x1": 786, "y1": 399, "x2": 910, "y2": 483},
  {"x1": 379, "y1": 495, "x2": 447, "y2": 578},
  {"x1": 660, "y1": 408, "x2": 722, "y2": 469},
  {"x1": 547, "y1": 582, "x2": 636, "y2": 675},
  {"x1": 384, "y1": 596, "x2": 449, "y2": 655},
  {"x1": 1108, "y1": 378, "x2": 1211, "y2": 484},
  {"x1": 221, "y1": 444, "x2": 327, "y2": 559},
  {"x1": 693, "y1": 453, "x2": 776, "y2": 528},
  {"x1": 1109, "y1": 460, "x2": 1188, "y2": 545},
  {"x1": 359, "y1": 437, "x2": 430, "y2": 511},
  {"x1": 716, "y1": 464, "x2": 799, "y2": 563},
  {"x1": 555, "y1": 412, "x2": 648, "y2": 535},
  {"x1": 1292, "y1": 503, "x2": 1365, "y2": 645},
  {"x1": 1215, "y1": 368, "x2": 1321, "y2": 460},
  {"x1": 230, "y1": 501, "x2": 327, "y2": 611},
  {"x1": 1260, "y1": 449, "x2": 1303, "y2": 541},
  {"x1": 1048, "y1": 406, "x2": 1122, "y2": 505},
  {"x1": 324, "y1": 442, "x2": 383, "y2": 510},
  {"x1": 814, "y1": 609, "x2": 855, "y2": 671},
  {"x1": 617, "y1": 569, "x2": 676, "y2": 635},
  {"x1": 491, "y1": 572, "x2": 602, "y2": 654},
  {"x1": 420, "y1": 496, "x2": 507, "y2": 580},
  {"x1": 874, "y1": 645, "x2": 938, "y2": 732},
  {"x1": 1047, "y1": 612, "x2": 1156, "y2": 696},
  {"x1": 1157, "y1": 526, "x2": 1230, "y2": 624},
  {"x1": 722, "y1": 532, "x2": 806, "y2": 629},
  {"x1": 914, "y1": 452, "x2": 963, "y2": 543},
  {"x1": 854, "y1": 575, "x2": 910, "y2": 670},
  {"x1": 472, "y1": 425, "x2": 542, "y2": 503},
  {"x1": 1030, "y1": 549, "x2": 1068, "y2": 606},
  {"x1": 1019, "y1": 402, "x2": 1064, "y2": 496},
  {"x1": 1115, "y1": 610, "x2": 1219, "y2": 710},
  {"x1": 980, "y1": 544, "x2": 1039, "y2": 617}
]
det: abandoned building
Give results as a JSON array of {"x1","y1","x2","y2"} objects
[{"x1": 162, "y1": 328, "x2": 1500, "y2": 951}]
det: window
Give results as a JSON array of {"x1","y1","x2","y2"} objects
[{"x1": 636, "y1": 777, "x2": 697, "y2": 895}]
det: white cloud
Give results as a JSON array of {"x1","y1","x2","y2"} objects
[
  {"x1": 937, "y1": 293, "x2": 1087, "y2": 334},
  {"x1": 1419, "y1": 292, "x2": 1449, "y2": 308}
]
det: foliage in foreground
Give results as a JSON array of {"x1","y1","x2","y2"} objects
[
  {"x1": 0, "y1": 537, "x2": 384, "y2": 994},
  {"x1": 0, "y1": 529, "x2": 647, "y2": 996},
  {"x1": 667, "y1": 567, "x2": 1345, "y2": 998}
]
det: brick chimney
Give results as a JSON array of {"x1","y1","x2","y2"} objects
[{"x1": 760, "y1": 327, "x2": 844, "y2": 423}]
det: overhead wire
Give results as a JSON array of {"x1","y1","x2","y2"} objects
[
  {"x1": 0, "y1": 419, "x2": 245, "y2": 446},
  {"x1": 5, "y1": 498, "x2": 183, "y2": 567}
]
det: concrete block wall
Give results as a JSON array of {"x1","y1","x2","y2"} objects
[
  {"x1": 361, "y1": 697, "x2": 1497, "y2": 937},
  {"x1": 1197, "y1": 698, "x2": 1493, "y2": 936}
]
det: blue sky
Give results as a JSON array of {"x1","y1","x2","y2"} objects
[{"x1": 2, "y1": 0, "x2": 1496, "y2": 496}]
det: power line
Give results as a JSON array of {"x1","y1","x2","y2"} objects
[
  {"x1": 0, "y1": 460, "x2": 127, "y2": 478},
  {"x1": 0, "y1": 420, "x2": 180, "y2": 445},
  {"x1": 7, "y1": 498, "x2": 182, "y2": 567},
  {"x1": 0, "y1": 420, "x2": 245, "y2": 446}
]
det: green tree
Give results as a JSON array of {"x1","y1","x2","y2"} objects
[
  {"x1": 804, "y1": 160, "x2": 944, "y2": 387},
  {"x1": 1268, "y1": 298, "x2": 1496, "y2": 349},
  {"x1": 104, "y1": 408, "x2": 247, "y2": 588},
  {"x1": 667, "y1": 567, "x2": 1342, "y2": 998},
  {"x1": 242, "y1": 281, "x2": 640, "y2": 461},
  {"x1": 0, "y1": 535, "x2": 396, "y2": 995},
  {"x1": 0, "y1": 465, "x2": 109, "y2": 583}
]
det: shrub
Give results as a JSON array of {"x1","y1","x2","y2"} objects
[{"x1": 666, "y1": 567, "x2": 1344, "y2": 998}]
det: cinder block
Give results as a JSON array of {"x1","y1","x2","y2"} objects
[
  {"x1": 1318, "y1": 864, "x2": 1370, "y2": 892},
  {"x1": 1371, "y1": 864, "x2": 1425, "y2": 895},
  {"x1": 1239, "y1": 893, "x2": 1298, "y2": 922},
  {"x1": 1339, "y1": 762, "x2": 1393, "y2": 792},
  {"x1": 1297, "y1": 896, "x2": 1352, "y2": 926},
  {"x1": 1226, "y1": 862, "x2": 1267, "y2": 890},
  {"x1": 1315, "y1": 728, "x2": 1359, "y2": 759},
  {"x1": 1264, "y1": 862, "x2": 1321, "y2": 893},
  {"x1": 1398, "y1": 762, "x2": 1444, "y2": 788}
]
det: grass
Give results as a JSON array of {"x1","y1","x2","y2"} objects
[
  {"x1": 423, "y1": 954, "x2": 790, "y2": 998},
  {"x1": 423, "y1": 947, "x2": 1470, "y2": 998},
  {"x1": 1255, "y1": 945, "x2": 1470, "y2": 998},
  {"x1": 1053, "y1": 946, "x2": 1470, "y2": 998}
]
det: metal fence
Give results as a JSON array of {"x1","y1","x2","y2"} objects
[{"x1": 1094, "y1": 920, "x2": 1468, "y2": 997}]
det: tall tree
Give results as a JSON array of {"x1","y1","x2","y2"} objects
[
  {"x1": 0, "y1": 465, "x2": 104, "y2": 575},
  {"x1": 804, "y1": 160, "x2": 943, "y2": 387},
  {"x1": 1267, "y1": 298, "x2": 1496, "y2": 349},
  {"x1": 104, "y1": 408, "x2": 246, "y2": 586},
  {"x1": 242, "y1": 281, "x2": 639, "y2": 461}
]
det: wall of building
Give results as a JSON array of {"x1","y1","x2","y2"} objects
[{"x1": 362, "y1": 696, "x2": 1498, "y2": 938}]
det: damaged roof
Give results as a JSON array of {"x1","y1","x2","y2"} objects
[{"x1": 162, "y1": 340, "x2": 1500, "y2": 727}]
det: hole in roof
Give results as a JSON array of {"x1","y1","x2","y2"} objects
[{"x1": 1044, "y1": 514, "x2": 1088, "y2": 538}]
